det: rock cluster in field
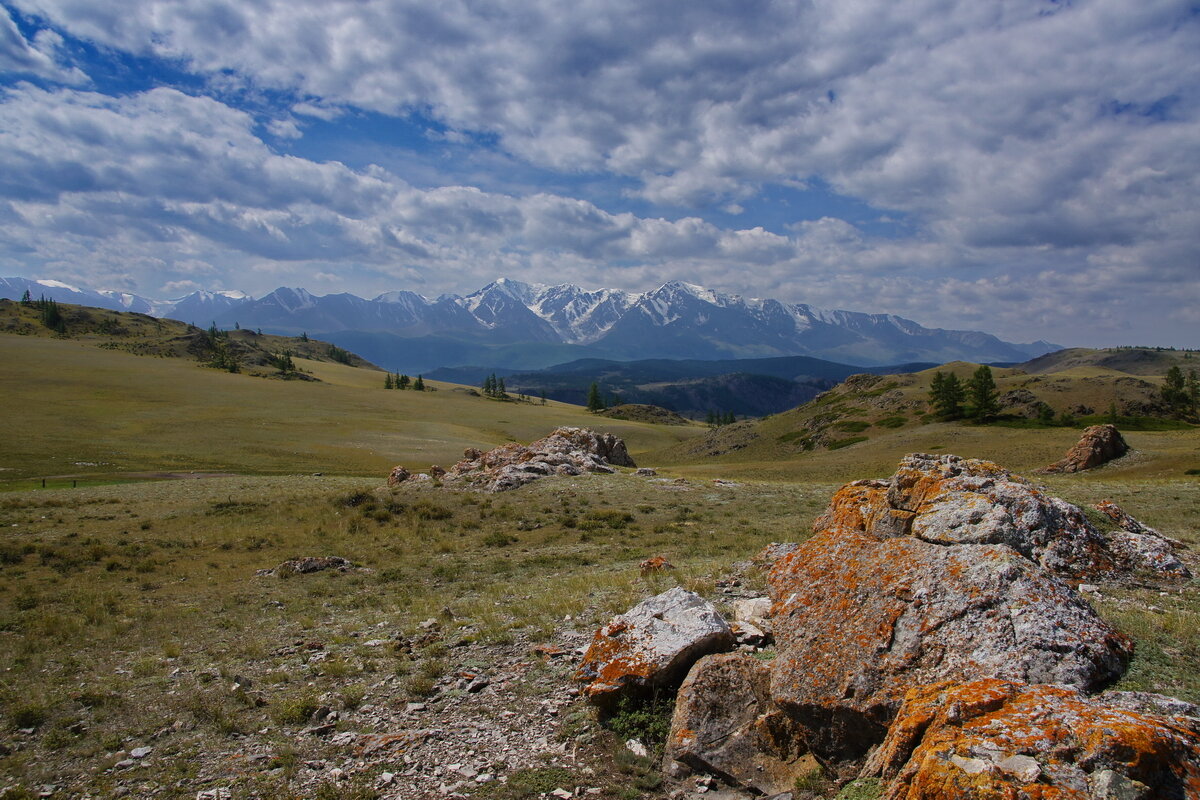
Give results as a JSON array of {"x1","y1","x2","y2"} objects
[
  {"x1": 576, "y1": 453, "x2": 1199, "y2": 798},
  {"x1": 1041, "y1": 423, "x2": 1129, "y2": 473},
  {"x1": 255, "y1": 556, "x2": 356, "y2": 577},
  {"x1": 387, "y1": 427, "x2": 635, "y2": 492}
]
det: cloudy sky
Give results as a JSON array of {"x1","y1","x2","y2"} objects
[{"x1": 1, "y1": 0, "x2": 1197, "y2": 346}]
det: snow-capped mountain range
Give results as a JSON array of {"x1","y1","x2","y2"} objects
[{"x1": 0, "y1": 276, "x2": 1059, "y2": 369}]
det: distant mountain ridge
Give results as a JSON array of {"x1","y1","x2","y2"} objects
[
  {"x1": 430, "y1": 354, "x2": 939, "y2": 418},
  {"x1": 0, "y1": 276, "x2": 1059, "y2": 371}
]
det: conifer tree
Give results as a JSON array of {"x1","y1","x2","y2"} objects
[
  {"x1": 928, "y1": 371, "x2": 965, "y2": 420},
  {"x1": 398, "y1": 374, "x2": 411, "y2": 390},
  {"x1": 385, "y1": 373, "x2": 394, "y2": 390},
  {"x1": 1162, "y1": 365, "x2": 1189, "y2": 413},
  {"x1": 586, "y1": 382, "x2": 604, "y2": 412},
  {"x1": 966, "y1": 365, "x2": 999, "y2": 421},
  {"x1": 414, "y1": 375, "x2": 425, "y2": 391},
  {"x1": 498, "y1": 377, "x2": 506, "y2": 397},
  {"x1": 20, "y1": 289, "x2": 31, "y2": 305}
]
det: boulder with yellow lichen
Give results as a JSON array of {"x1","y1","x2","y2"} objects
[{"x1": 864, "y1": 679, "x2": 1200, "y2": 799}]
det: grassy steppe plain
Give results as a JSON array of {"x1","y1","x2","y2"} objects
[
  {"x1": 0, "y1": 335, "x2": 701, "y2": 486},
  {"x1": 0, "y1": 332, "x2": 1197, "y2": 799}
]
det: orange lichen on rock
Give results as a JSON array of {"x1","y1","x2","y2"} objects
[
  {"x1": 767, "y1": 524, "x2": 1132, "y2": 759},
  {"x1": 865, "y1": 679, "x2": 1200, "y2": 800},
  {"x1": 574, "y1": 587, "x2": 733, "y2": 707},
  {"x1": 639, "y1": 555, "x2": 676, "y2": 574}
]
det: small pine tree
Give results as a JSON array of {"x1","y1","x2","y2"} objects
[
  {"x1": 20, "y1": 289, "x2": 31, "y2": 305},
  {"x1": 725, "y1": 411, "x2": 736, "y2": 425},
  {"x1": 540, "y1": 389, "x2": 547, "y2": 406},
  {"x1": 385, "y1": 373, "x2": 394, "y2": 390},
  {"x1": 398, "y1": 374, "x2": 411, "y2": 390},
  {"x1": 498, "y1": 377, "x2": 507, "y2": 397},
  {"x1": 706, "y1": 410, "x2": 716, "y2": 427},
  {"x1": 966, "y1": 365, "x2": 999, "y2": 421},
  {"x1": 414, "y1": 375, "x2": 425, "y2": 391},
  {"x1": 301, "y1": 331, "x2": 309, "y2": 342},
  {"x1": 586, "y1": 382, "x2": 604, "y2": 412},
  {"x1": 928, "y1": 371, "x2": 966, "y2": 420},
  {"x1": 1162, "y1": 365, "x2": 1189, "y2": 413}
]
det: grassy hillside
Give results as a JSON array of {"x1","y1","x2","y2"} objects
[
  {"x1": 0, "y1": 333, "x2": 703, "y2": 488},
  {"x1": 648, "y1": 358, "x2": 1198, "y2": 482},
  {"x1": 1020, "y1": 346, "x2": 1199, "y2": 375},
  {"x1": 0, "y1": 297, "x2": 376, "y2": 376}
]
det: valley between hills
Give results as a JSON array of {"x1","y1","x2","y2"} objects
[{"x1": 0, "y1": 299, "x2": 1198, "y2": 800}]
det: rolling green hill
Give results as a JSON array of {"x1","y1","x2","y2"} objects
[
  {"x1": 648, "y1": 356, "x2": 1198, "y2": 482},
  {"x1": 0, "y1": 297, "x2": 376, "y2": 376},
  {"x1": 0, "y1": 303, "x2": 704, "y2": 487}
]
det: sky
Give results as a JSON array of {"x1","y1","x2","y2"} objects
[{"x1": 0, "y1": 0, "x2": 1197, "y2": 347}]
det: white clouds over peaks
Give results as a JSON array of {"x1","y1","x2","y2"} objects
[
  {"x1": 2, "y1": 0, "x2": 1199, "y2": 344},
  {"x1": 0, "y1": 83, "x2": 816, "y2": 301}
]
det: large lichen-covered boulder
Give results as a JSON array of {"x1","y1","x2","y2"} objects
[
  {"x1": 575, "y1": 587, "x2": 734, "y2": 707},
  {"x1": 864, "y1": 679, "x2": 1200, "y2": 799},
  {"x1": 768, "y1": 526, "x2": 1133, "y2": 759},
  {"x1": 1042, "y1": 423, "x2": 1129, "y2": 473},
  {"x1": 814, "y1": 453, "x2": 1183, "y2": 579},
  {"x1": 664, "y1": 653, "x2": 816, "y2": 796}
]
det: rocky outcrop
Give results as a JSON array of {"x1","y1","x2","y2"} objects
[
  {"x1": 664, "y1": 653, "x2": 815, "y2": 795},
  {"x1": 762, "y1": 453, "x2": 1173, "y2": 759},
  {"x1": 768, "y1": 525, "x2": 1133, "y2": 758},
  {"x1": 813, "y1": 453, "x2": 1184, "y2": 580},
  {"x1": 444, "y1": 427, "x2": 636, "y2": 492},
  {"x1": 1042, "y1": 423, "x2": 1129, "y2": 473},
  {"x1": 865, "y1": 679, "x2": 1200, "y2": 799},
  {"x1": 256, "y1": 556, "x2": 354, "y2": 577},
  {"x1": 386, "y1": 465, "x2": 410, "y2": 486},
  {"x1": 1094, "y1": 501, "x2": 1193, "y2": 579},
  {"x1": 575, "y1": 452, "x2": 1197, "y2": 792},
  {"x1": 574, "y1": 587, "x2": 733, "y2": 707}
]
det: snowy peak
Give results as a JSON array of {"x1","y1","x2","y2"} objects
[
  {"x1": 0, "y1": 275, "x2": 1061, "y2": 366},
  {"x1": 529, "y1": 284, "x2": 639, "y2": 343}
]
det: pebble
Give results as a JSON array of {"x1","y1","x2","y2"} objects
[{"x1": 130, "y1": 746, "x2": 152, "y2": 759}]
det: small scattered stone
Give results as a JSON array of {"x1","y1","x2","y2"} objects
[
  {"x1": 626, "y1": 738, "x2": 648, "y2": 758},
  {"x1": 129, "y1": 746, "x2": 152, "y2": 759}
]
